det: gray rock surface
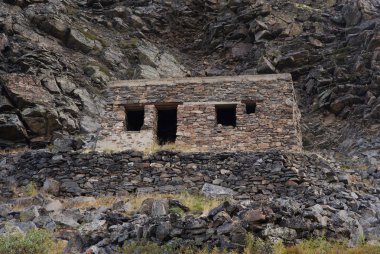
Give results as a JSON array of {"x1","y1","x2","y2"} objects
[{"x1": 201, "y1": 183, "x2": 236, "y2": 198}]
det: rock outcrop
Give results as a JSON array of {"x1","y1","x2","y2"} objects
[{"x1": 0, "y1": 0, "x2": 379, "y2": 162}]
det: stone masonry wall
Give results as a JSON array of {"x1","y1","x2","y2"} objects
[
  {"x1": 97, "y1": 74, "x2": 302, "y2": 152},
  {"x1": 0, "y1": 150, "x2": 350, "y2": 201}
]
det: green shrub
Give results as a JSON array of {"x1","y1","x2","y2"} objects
[
  {"x1": 0, "y1": 229, "x2": 54, "y2": 254},
  {"x1": 25, "y1": 182, "x2": 38, "y2": 197},
  {"x1": 169, "y1": 206, "x2": 185, "y2": 215},
  {"x1": 244, "y1": 233, "x2": 272, "y2": 254}
]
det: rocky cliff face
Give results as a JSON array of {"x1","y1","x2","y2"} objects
[
  {"x1": 0, "y1": 0, "x2": 379, "y2": 163},
  {"x1": 0, "y1": 0, "x2": 188, "y2": 149}
]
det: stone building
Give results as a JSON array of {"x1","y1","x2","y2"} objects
[{"x1": 96, "y1": 74, "x2": 302, "y2": 152}]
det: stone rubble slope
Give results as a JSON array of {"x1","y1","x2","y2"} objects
[{"x1": 0, "y1": 150, "x2": 379, "y2": 252}]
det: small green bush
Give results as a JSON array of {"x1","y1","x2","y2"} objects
[
  {"x1": 122, "y1": 241, "x2": 163, "y2": 254},
  {"x1": 25, "y1": 182, "x2": 38, "y2": 197},
  {"x1": 168, "y1": 206, "x2": 185, "y2": 215},
  {"x1": 244, "y1": 233, "x2": 273, "y2": 254},
  {"x1": 0, "y1": 229, "x2": 54, "y2": 254}
]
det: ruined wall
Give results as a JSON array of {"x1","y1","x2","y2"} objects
[
  {"x1": 97, "y1": 74, "x2": 302, "y2": 152},
  {"x1": 97, "y1": 105, "x2": 157, "y2": 151},
  {"x1": 0, "y1": 150, "x2": 346, "y2": 200}
]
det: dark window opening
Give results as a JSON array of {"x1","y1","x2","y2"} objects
[
  {"x1": 216, "y1": 105, "x2": 236, "y2": 127},
  {"x1": 126, "y1": 108, "x2": 144, "y2": 131},
  {"x1": 246, "y1": 103, "x2": 256, "y2": 114},
  {"x1": 157, "y1": 107, "x2": 177, "y2": 145}
]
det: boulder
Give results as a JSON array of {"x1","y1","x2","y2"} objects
[
  {"x1": 51, "y1": 211, "x2": 80, "y2": 228},
  {"x1": 151, "y1": 199, "x2": 169, "y2": 217},
  {"x1": 44, "y1": 199, "x2": 63, "y2": 212},
  {"x1": 100, "y1": 47, "x2": 124, "y2": 69},
  {"x1": 16, "y1": 221, "x2": 37, "y2": 232},
  {"x1": 137, "y1": 40, "x2": 187, "y2": 78},
  {"x1": 41, "y1": 77, "x2": 61, "y2": 94},
  {"x1": 33, "y1": 215, "x2": 56, "y2": 231},
  {"x1": 263, "y1": 225, "x2": 297, "y2": 242},
  {"x1": 330, "y1": 94, "x2": 364, "y2": 114},
  {"x1": 367, "y1": 31, "x2": 380, "y2": 51},
  {"x1": 230, "y1": 43, "x2": 253, "y2": 58},
  {"x1": 60, "y1": 181, "x2": 84, "y2": 195},
  {"x1": 39, "y1": 17, "x2": 69, "y2": 41},
  {"x1": 0, "y1": 33, "x2": 9, "y2": 52},
  {"x1": 365, "y1": 102, "x2": 380, "y2": 119},
  {"x1": 241, "y1": 208, "x2": 267, "y2": 226},
  {"x1": 20, "y1": 206, "x2": 40, "y2": 222},
  {"x1": 255, "y1": 30, "x2": 272, "y2": 41},
  {"x1": 137, "y1": 65, "x2": 161, "y2": 79},
  {"x1": 43, "y1": 178, "x2": 60, "y2": 195},
  {"x1": 1, "y1": 74, "x2": 53, "y2": 108},
  {"x1": 212, "y1": 211, "x2": 232, "y2": 227},
  {"x1": 0, "y1": 95, "x2": 13, "y2": 112},
  {"x1": 201, "y1": 183, "x2": 236, "y2": 198},
  {"x1": 155, "y1": 221, "x2": 172, "y2": 241},
  {"x1": 0, "y1": 114, "x2": 28, "y2": 142},
  {"x1": 0, "y1": 204, "x2": 12, "y2": 217},
  {"x1": 20, "y1": 107, "x2": 46, "y2": 135},
  {"x1": 80, "y1": 115, "x2": 101, "y2": 133},
  {"x1": 21, "y1": 106, "x2": 61, "y2": 136},
  {"x1": 139, "y1": 198, "x2": 154, "y2": 215},
  {"x1": 56, "y1": 77, "x2": 77, "y2": 94},
  {"x1": 342, "y1": 1, "x2": 362, "y2": 26},
  {"x1": 257, "y1": 57, "x2": 277, "y2": 74},
  {"x1": 169, "y1": 199, "x2": 190, "y2": 212},
  {"x1": 73, "y1": 88, "x2": 98, "y2": 113},
  {"x1": 84, "y1": 65, "x2": 110, "y2": 84},
  {"x1": 79, "y1": 219, "x2": 106, "y2": 235},
  {"x1": 112, "y1": 200, "x2": 131, "y2": 212},
  {"x1": 58, "y1": 112, "x2": 78, "y2": 132},
  {"x1": 0, "y1": 222, "x2": 23, "y2": 235},
  {"x1": 66, "y1": 28, "x2": 102, "y2": 53}
]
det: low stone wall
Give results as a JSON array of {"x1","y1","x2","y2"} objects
[{"x1": 0, "y1": 150, "x2": 348, "y2": 199}]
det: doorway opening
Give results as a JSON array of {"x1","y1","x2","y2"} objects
[{"x1": 156, "y1": 107, "x2": 177, "y2": 145}]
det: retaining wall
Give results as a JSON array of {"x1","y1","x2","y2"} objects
[{"x1": 0, "y1": 150, "x2": 340, "y2": 199}]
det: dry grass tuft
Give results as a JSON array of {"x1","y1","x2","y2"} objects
[
  {"x1": 61, "y1": 192, "x2": 225, "y2": 216},
  {"x1": 64, "y1": 196, "x2": 119, "y2": 209},
  {"x1": 0, "y1": 147, "x2": 30, "y2": 155}
]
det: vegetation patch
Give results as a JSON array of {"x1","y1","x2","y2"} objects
[
  {"x1": 120, "y1": 236, "x2": 380, "y2": 254},
  {"x1": 294, "y1": 3, "x2": 321, "y2": 12},
  {"x1": 62, "y1": 192, "x2": 224, "y2": 216},
  {"x1": 64, "y1": 196, "x2": 118, "y2": 209},
  {"x1": 119, "y1": 37, "x2": 139, "y2": 49},
  {"x1": 25, "y1": 182, "x2": 38, "y2": 197},
  {"x1": 0, "y1": 229, "x2": 63, "y2": 254},
  {"x1": 333, "y1": 47, "x2": 351, "y2": 62},
  {"x1": 143, "y1": 142, "x2": 190, "y2": 155},
  {"x1": 87, "y1": 62, "x2": 111, "y2": 77}
]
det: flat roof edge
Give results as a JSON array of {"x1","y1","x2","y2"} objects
[{"x1": 109, "y1": 74, "x2": 292, "y2": 88}]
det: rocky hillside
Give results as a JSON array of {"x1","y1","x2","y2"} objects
[{"x1": 0, "y1": 0, "x2": 379, "y2": 164}]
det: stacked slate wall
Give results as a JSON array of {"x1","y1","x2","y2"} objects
[{"x1": 0, "y1": 150, "x2": 344, "y2": 199}]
